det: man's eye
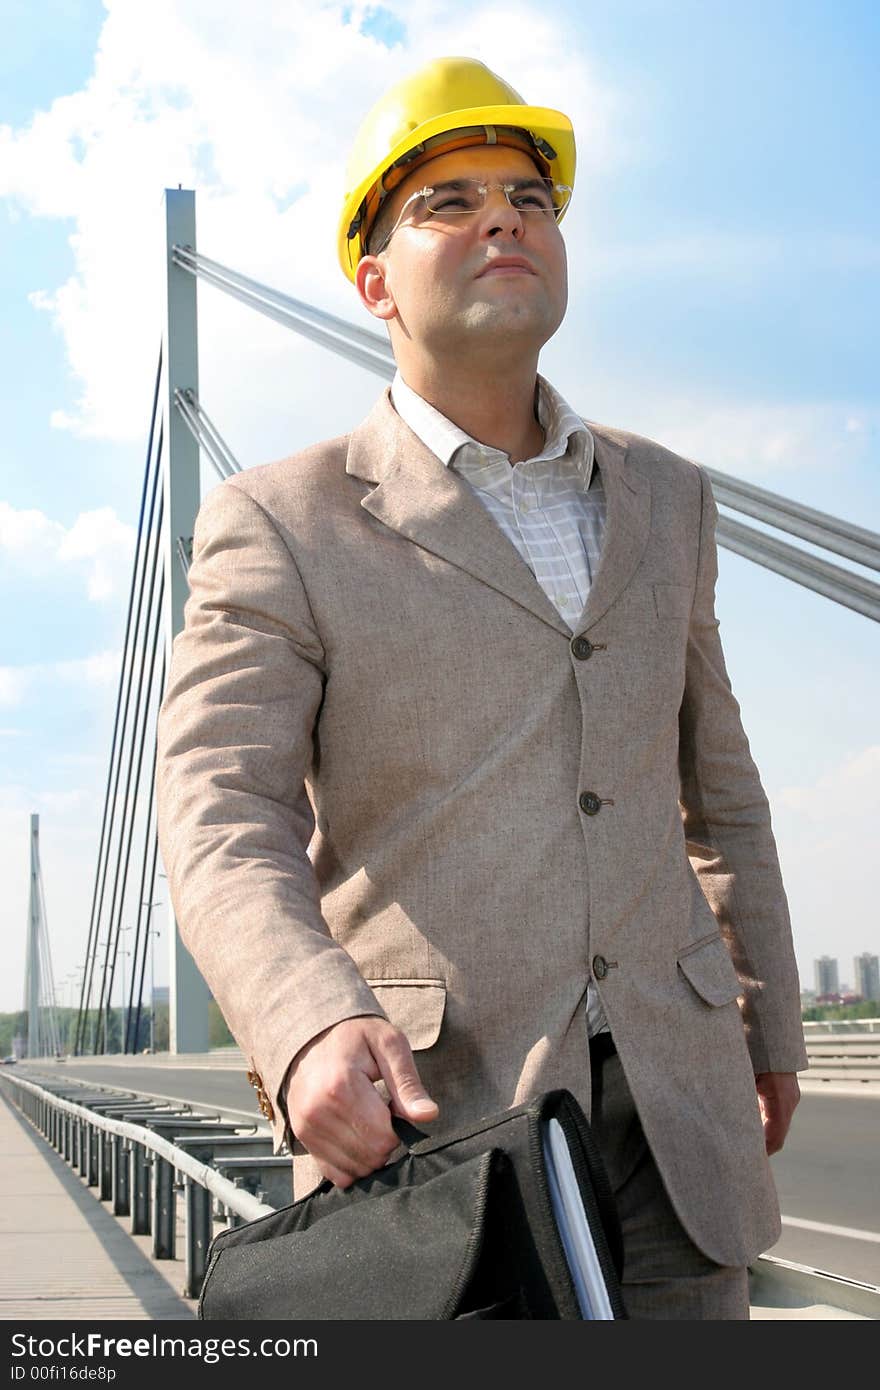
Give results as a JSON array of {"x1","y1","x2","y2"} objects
[
  {"x1": 514, "y1": 193, "x2": 552, "y2": 211},
  {"x1": 431, "y1": 195, "x2": 473, "y2": 211}
]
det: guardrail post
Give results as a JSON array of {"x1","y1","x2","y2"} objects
[
  {"x1": 225, "y1": 1185, "x2": 247, "y2": 1230},
  {"x1": 112, "y1": 1135, "x2": 130, "y2": 1216},
  {"x1": 98, "y1": 1129, "x2": 113, "y2": 1200},
  {"x1": 131, "y1": 1142, "x2": 151, "y2": 1234},
  {"x1": 86, "y1": 1125, "x2": 99, "y2": 1186},
  {"x1": 0, "y1": 1074, "x2": 281, "y2": 1291},
  {"x1": 151, "y1": 1156, "x2": 176, "y2": 1259},
  {"x1": 184, "y1": 1175, "x2": 213, "y2": 1299}
]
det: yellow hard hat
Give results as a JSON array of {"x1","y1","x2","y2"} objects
[{"x1": 338, "y1": 56, "x2": 576, "y2": 282}]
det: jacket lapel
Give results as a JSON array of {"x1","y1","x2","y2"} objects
[
  {"x1": 572, "y1": 426, "x2": 652, "y2": 635},
  {"x1": 347, "y1": 389, "x2": 570, "y2": 636},
  {"x1": 346, "y1": 389, "x2": 652, "y2": 639}
]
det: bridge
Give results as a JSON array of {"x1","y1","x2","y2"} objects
[{"x1": 6, "y1": 187, "x2": 880, "y2": 1322}]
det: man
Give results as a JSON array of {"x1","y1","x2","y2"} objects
[{"x1": 156, "y1": 57, "x2": 807, "y2": 1319}]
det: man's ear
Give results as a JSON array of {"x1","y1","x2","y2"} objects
[{"x1": 355, "y1": 254, "x2": 397, "y2": 322}]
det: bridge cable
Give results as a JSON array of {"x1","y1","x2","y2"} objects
[
  {"x1": 94, "y1": 508, "x2": 165, "y2": 1052},
  {"x1": 706, "y1": 469, "x2": 880, "y2": 573},
  {"x1": 715, "y1": 515, "x2": 880, "y2": 623},
  {"x1": 170, "y1": 245, "x2": 880, "y2": 621},
  {"x1": 127, "y1": 748, "x2": 163, "y2": 1055},
  {"x1": 171, "y1": 245, "x2": 395, "y2": 379},
  {"x1": 75, "y1": 349, "x2": 163, "y2": 1053},
  {"x1": 173, "y1": 377, "x2": 880, "y2": 621},
  {"x1": 82, "y1": 433, "x2": 163, "y2": 1053},
  {"x1": 123, "y1": 644, "x2": 164, "y2": 1053}
]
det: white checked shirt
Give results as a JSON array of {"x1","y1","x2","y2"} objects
[{"x1": 390, "y1": 369, "x2": 611, "y2": 1037}]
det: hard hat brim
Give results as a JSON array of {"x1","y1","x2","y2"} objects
[{"x1": 338, "y1": 102, "x2": 576, "y2": 282}]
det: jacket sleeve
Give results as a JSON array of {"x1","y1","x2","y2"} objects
[
  {"x1": 155, "y1": 477, "x2": 387, "y2": 1145},
  {"x1": 678, "y1": 466, "x2": 808, "y2": 1075}
]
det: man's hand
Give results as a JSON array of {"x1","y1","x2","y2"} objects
[
  {"x1": 755, "y1": 1071, "x2": 800, "y2": 1155},
  {"x1": 285, "y1": 1016, "x2": 440, "y2": 1188}
]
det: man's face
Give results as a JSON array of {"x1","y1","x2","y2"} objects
[{"x1": 357, "y1": 143, "x2": 568, "y2": 361}]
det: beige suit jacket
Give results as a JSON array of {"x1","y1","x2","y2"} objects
[{"x1": 156, "y1": 386, "x2": 807, "y2": 1267}]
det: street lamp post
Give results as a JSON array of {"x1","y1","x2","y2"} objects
[
  {"x1": 96, "y1": 939, "x2": 130, "y2": 1053},
  {"x1": 69, "y1": 970, "x2": 84, "y2": 1054},
  {"x1": 119, "y1": 935, "x2": 131, "y2": 1053}
]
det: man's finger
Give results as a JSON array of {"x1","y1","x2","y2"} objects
[
  {"x1": 373, "y1": 1029, "x2": 439, "y2": 1122},
  {"x1": 319, "y1": 1159, "x2": 358, "y2": 1189}
]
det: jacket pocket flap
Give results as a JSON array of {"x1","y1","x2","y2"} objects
[
  {"x1": 366, "y1": 978, "x2": 446, "y2": 1051},
  {"x1": 677, "y1": 936, "x2": 742, "y2": 1007}
]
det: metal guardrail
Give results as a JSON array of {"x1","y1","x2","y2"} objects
[
  {"x1": 0, "y1": 1071, "x2": 274, "y2": 1299},
  {"x1": 803, "y1": 1032, "x2": 880, "y2": 1083},
  {"x1": 804, "y1": 1018, "x2": 880, "y2": 1035},
  {"x1": 2, "y1": 1069, "x2": 878, "y2": 1319}
]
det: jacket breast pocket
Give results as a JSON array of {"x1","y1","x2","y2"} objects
[
  {"x1": 676, "y1": 934, "x2": 742, "y2": 1007},
  {"x1": 366, "y1": 978, "x2": 447, "y2": 1051},
  {"x1": 652, "y1": 582, "x2": 693, "y2": 621}
]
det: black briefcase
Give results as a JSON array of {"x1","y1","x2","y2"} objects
[{"x1": 199, "y1": 1089, "x2": 627, "y2": 1320}]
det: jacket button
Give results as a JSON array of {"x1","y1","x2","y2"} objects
[
  {"x1": 579, "y1": 791, "x2": 602, "y2": 815},
  {"x1": 571, "y1": 636, "x2": 594, "y2": 660},
  {"x1": 246, "y1": 1066, "x2": 275, "y2": 1122},
  {"x1": 592, "y1": 954, "x2": 608, "y2": 980}
]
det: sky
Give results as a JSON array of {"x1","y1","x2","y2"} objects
[{"x1": 0, "y1": 0, "x2": 877, "y2": 1016}]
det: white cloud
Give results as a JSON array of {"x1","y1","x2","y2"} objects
[
  {"x1": 580, "y1": 231, "x2": 880, "y2": 282},
  {"x1": 40, "y1": 789, "x2": 92, "y2": 815},
  {"x1": 0, "y1": 650, "x2": 121, "y2": 709},
  {"x1": 565, "y1": 385, "x2": 879, "y2": 479},
  {"x1": 0, "y1": 500, "x2": 135, "y2": 600},
  {"x1": 0, "y1": 0, "x2": 621, "y2": 443},
  {"x1": 0, "y1": 669, "x2": 30, "y2": 709},
  {"x1": 770, "y1": 746, "x2": 880, "y2": 988},
  {"x1": 56, "y1": 508, "x2": 136, "y2": 600},
  {"x1": 0, "y1": 501, "x2": 65, "y2": 558},
  {"x1": 651, "y1": 401, "x2": 878, "y2": 479},
  {"x1": 778, "y1": 745, "x2": 880, "y2": 820},
  {"x1": 55, "y1": 650, "x2": 123, "y2": 686}
]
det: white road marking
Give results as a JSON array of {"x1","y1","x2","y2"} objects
[{"x1": 781, "y1": 1215, "x2": 880, "y2": 1245}]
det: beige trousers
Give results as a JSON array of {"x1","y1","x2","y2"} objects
[{"x1": 590, "y1": 1041, "x2": 750, "y2": 1320}]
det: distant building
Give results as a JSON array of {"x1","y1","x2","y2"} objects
[
  {"x1": 853, "y1": 953, "x2": 880, "y2": 1003},
  {"x1": 814, "y1": 956, "x2": 839, "y2": 997}
]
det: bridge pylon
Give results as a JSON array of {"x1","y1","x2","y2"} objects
[
  {"x1": 24, "y1": 813, "x2": 60, "y2": 1059},
  {"x1": 160, "y1": 187, "x2": 211, "y2": 1053}
]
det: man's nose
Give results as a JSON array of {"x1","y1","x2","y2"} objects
[{"x1": 479, "y1": 190, "x2": 525, "y2": 240}]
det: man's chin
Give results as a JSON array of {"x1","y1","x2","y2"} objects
[{"x1": 459, "y1": 304, "x2": 561, "y2": 347}]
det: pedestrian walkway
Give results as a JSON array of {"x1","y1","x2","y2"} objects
[{"x1": 0, "y1": 1090, "x2": 194, "y2": 1320}]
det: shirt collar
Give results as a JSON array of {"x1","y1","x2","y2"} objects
[{"x1": 390, "y1": 369, "x2": 595, "y2": 489}]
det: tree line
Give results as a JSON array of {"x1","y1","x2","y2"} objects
[{"x1": 0, "y1": 1003, "x2": 234, "y2": 1057}]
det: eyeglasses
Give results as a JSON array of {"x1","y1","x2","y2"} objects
[{"x1": 371, "y1": 177, "x2": 572, "y2": 256}]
